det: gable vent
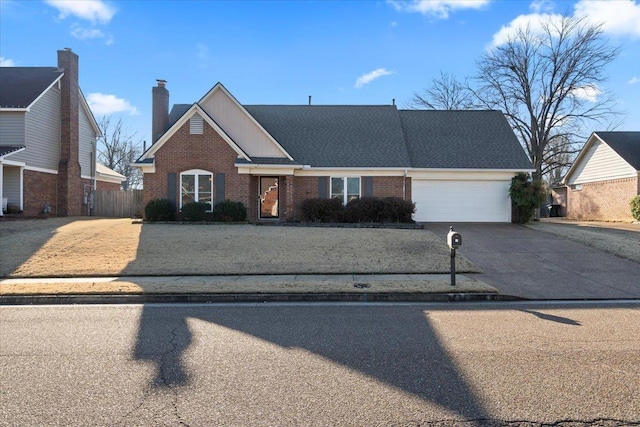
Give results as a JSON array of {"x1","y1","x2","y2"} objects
[{"x1": 190, "y1": 114, "x2": 204, "y2": 134}]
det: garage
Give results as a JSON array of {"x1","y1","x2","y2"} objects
[{"x1": 412, "y1": 179, "x2": 512, "y2": 222}]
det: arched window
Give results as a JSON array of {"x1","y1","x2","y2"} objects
[{"x1": 180, "y1": 169, "x2": 213, "y2": 210}]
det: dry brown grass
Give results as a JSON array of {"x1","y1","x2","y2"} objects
[
  {"x1": 526, "y1": 222, "x2": 640, "y2": 264},
  {"x1": 1, "y1": 218, "x2": 479, "y2": 278}
]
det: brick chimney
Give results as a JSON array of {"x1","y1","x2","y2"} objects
[
  {"x1": 152, "y1": 79, "x2": 169, "y2": 143},
  {"x1": 56, "y1": 48, "x2": 82, "y2": 216}
]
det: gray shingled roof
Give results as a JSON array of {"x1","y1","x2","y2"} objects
[
  {"x1": 169, "y1": 104, "x2": 192, "y2": 127},
  {"x1": 0, "y1": 67, "x2": 63, "y2": 108},
  {"x1": 596, "y1": 131, "x2": 640, "y2": 170},
  {"x1": 244, "y1": 105, "x2": 412, "y2": 168},
  {"x1": 0, "y1": 145, "x2": 26, "y2": 157},
  {"x1": 399, "y1": 110, "x2": 533, "y2": 169},
  {"x1": 158, "y1": 100, "x2": 532, "y2": 170}
]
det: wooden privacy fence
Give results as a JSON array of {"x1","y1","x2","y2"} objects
[{"x1": 93, "y1": 190, "x2": 144, "y2": 218}]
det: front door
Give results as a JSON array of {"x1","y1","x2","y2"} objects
[{"x1": 259, "y1": 177, "x2": 279, "y2": 219}]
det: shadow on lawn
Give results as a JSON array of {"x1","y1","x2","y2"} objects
[{"x1": 126, "y1": 226, "x2": 489, "y2": 422}]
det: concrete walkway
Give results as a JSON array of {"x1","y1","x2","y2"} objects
[
  {"x1": 423, "y1": 223, "x2": 640, "y2": 300},
  {"x1": 0, "y1": 274, "x2": 500, "y2": 304}
]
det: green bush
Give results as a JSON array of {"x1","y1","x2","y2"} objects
[
  {"x1": 343, "y1": 197, "x2": 415, "y2": 223},
  {"x1": 212, "y1": 200, "x2": 247, "y2": 222},
  {"x1": 144, "y1": 198, "x2": 175, "y2": 221},
  {"x1": 181, "y1": 201, "x2": 210, "y2": 222},
  {"x1": 300, "y1": 198, "x2": 344, "y2": 222},
  {"x1": 631, "y1": 195, "x2": 640, "y2": 221},
  {"x1": 509, "y1": 173, "x2": 546, "y2": 224}
]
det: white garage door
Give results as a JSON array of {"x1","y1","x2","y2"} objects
[{"x1": 412, "y1": 180, "x2": 511, "y2": 222}]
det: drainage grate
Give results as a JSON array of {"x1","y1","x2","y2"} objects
[{"x1": 353, "y1": 283, "x2": 370, "y2": 289}]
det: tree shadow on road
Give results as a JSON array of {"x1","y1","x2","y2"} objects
[{"x1": 132, "y1": 303, "x2": 489, "y2": 422}]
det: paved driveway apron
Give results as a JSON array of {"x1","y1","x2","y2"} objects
[{"x1": 422, "y1": 223, "x2": 640, "y2": 300}]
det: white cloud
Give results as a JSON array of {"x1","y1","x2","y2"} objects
[
  {"x1": 354, "y1": 68, "x2": 394, "y2": 88},
  {"x1": 197, "y1": 43, "x2": 209, "y2": 60},
  {"x1": 571, "y1": 84, "x2": 602, "y2": 102},
  {"x1": 87, "y1": 93, "x2": 139, "y2": 116},
  {"x1": 71, "y1": 25, "x2": 104, "y2": 39},
  {"x1": 0, "y1": 57, "x2": 16, "y2": 66},
  {"x1": 45, "y1": 0, "x2": 115, "y2": 24},
  {"x1": 490, "y1": 0, "x2": 640, "y2": 48},
  {"x1": 529, "y1": 0, "x2": 555, "y2": 14},
  {"x1": 573, "y1": 0, "x2": 640, "y2": 37},
  {"x1": 490, "y1": 13, "x2": 563, "y2": 48},
  {"x1": 387, "y1": 0, "x2": 489, "y2": 19},
  {"x1": 629, "y1": 77, "x2": 640, "y2": 84}
]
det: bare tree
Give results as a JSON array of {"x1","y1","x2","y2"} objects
[
  {"x1": 473, "y1": 15, "x2": 621, "y2": 182},
  {"x1": 97, "y1": 116, "x2": 143, "y2": 190},
  {"x1": 408, "y1": 71, "x2": 477, "y2": 110}
]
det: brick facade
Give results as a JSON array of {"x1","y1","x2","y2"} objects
[
  {"x1": 143, "y1": 121, "x2": 412, "y2": 221},
  {"x1": 143, "y1": 120, "x2": 252, "y2": 218},
  {"x1": 567, "y1": 177, "x2": 639, "y2": 221},
  {"x1": 96, "y1": 181, "x2": 123, "y2": 192},
  {"x1": 56, "y1": 48, "x2": 83, "y2": 216},
  {"x1": 23, "y1": 170, "x2": 58, "y2": 216}
]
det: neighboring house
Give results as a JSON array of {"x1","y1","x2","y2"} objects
[
  {"x1": 563, "y1": 131, "x2": 640, "y2": 221},
  {"x1": 134, "y1": 81, "x2": 533, "y2": 222},
  {"x1": 0, "y1": 48, "x2": 118, "y2": 217}
]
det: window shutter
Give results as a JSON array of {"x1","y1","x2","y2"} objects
[
  {"x1": 318, "y1": 176, "x2": 328, "y2": 199},
  {"x1": 216, "y1": 173, "x2": 225, "y2": 203},
  {"x1": 167, "y1": 173, "x2": 176, "y2": 209},
  {"x1": 363, "y1": 177, "x2": 373, "y2": 197}
]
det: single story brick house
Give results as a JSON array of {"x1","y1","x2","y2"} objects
[
  {"x1": 563, "y1": 131, "x2": 640, "y2": 221},
  {"x1": 134, "y1": 81, "x2": 533, "y2": 222}
]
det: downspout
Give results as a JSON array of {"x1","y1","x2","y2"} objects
[{"x1": 403, "y1": 170, "x2": 407, "y2": 201}]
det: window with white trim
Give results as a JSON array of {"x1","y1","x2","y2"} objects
[
  {"x1": 180, "y1": 169, "x2": 213, "y2": 210},
  {"x1": 331, "y1": 177, "x2": 360, "y2": 205}
]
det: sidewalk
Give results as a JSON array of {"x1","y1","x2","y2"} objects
[{"x1": 0, "y1": 274, "x2": 503, "y2": 304}]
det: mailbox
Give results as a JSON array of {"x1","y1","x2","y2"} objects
[{"x1": 447, "y1": 227, "x2": 462, "y2": 249}]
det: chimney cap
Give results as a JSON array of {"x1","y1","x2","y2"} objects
[
  {"x1": 156, "y1": 79, "x2": 167, "y2": 87},
  {"x1": 63, "y1": 47, "x2": 72, "y2": 51}
]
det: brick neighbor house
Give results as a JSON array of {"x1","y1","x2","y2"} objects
[
  {"x1": 0, "y1": 48, "x2": 125, "y2": 217},
  {"x1": 134, "y1": 81, "x2": 534, "y2": 222},
  {"x1": 563, "y1": 131, "x2": 640, "y2": 221}
]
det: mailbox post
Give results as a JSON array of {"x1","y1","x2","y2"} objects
[{"x1": 447, "y1": 226, "x2": 462, "y2": 286}]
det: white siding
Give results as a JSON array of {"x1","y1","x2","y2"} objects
[
  {"x1": 2, "y1": 166, "x2": 21, "y2": 208},
  {"x1": 0, "y1": 112, "x2": 26, "y2": 145},
  {"x1": 19, "y1": 85, "x2": 61, "y2": 170},
  {"x1": 568, "y1": 139, "x2": 636, "y2": 185},
  {"x1": 200, "y1": 89, "x2": 285, "y2": 158},
  {"x1": 78, "y1": 102, "x2": 96, "y2": 177}
]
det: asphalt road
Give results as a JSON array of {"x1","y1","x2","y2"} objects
[{"x1": 1, "y1": 302, "x2": 639, "y2": 426}]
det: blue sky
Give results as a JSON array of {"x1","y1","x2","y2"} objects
[{"x1": 1, "y1": 0, "x2": 639, "y2": 145}]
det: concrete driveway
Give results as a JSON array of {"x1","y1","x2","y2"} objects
[{"x1": 422, "y1": 223, "x2": 640, "y2": 300}]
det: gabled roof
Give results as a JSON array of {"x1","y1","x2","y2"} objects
[
  {"x1": 244, "y1": 105, "x2": 411, "y2": 168},
  {"x1": 0, "y1": 145, "x2": 26, "y2": 158},
  {"x1": 594, "y1": 131, "x2": 640, "y2": 170},
  {"x1": 399, "y1": 110, "x2": 534, "y2": 169},
  {"x1": 0, "y1": 67, "x2": 64, "y2": 109},
  {"x1": 138, "y1": 103, "x2": 251, "y2": 162},
  {"x1": 96, "y1": 163, "x2": 126, "y2": 181}
]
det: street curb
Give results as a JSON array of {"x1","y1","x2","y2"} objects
[{"x1": 0, "y1": 292, "x2": 525, "y2": 305}]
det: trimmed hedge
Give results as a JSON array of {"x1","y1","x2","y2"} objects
[
  {"x1": 300, "y1": 198, "x2": 344, "y2": 222},
  {"x1": 144, "y1": 198, "x2": 175, "y2": 221},
  {"x1": 300, "y1": 197, "x2": 415, "y2": 223},
  {"x1": 181, "y1": 201, "x2": 210, "y2": 222},
  {"x1": 212, "y1": 200, "x2": 247, "y2": 222},
  {"x1": 631, "y1": 195, "x2": 640, "y2": 221}
]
